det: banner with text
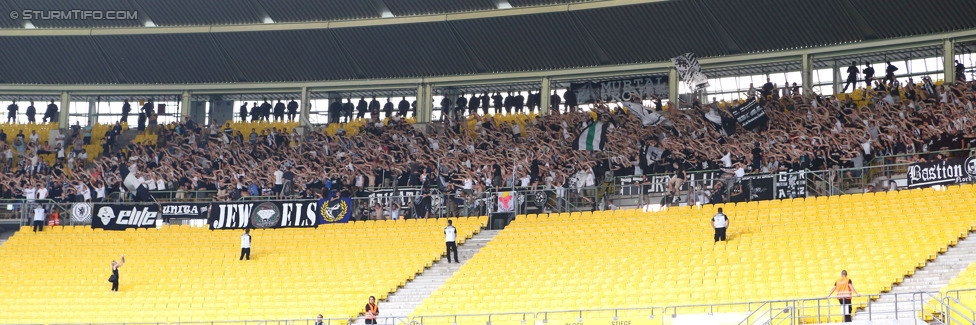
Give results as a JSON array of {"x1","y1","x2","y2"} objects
[
  {"x1": 208, "y1": 201, "x2": 319, "y2": 230},
  {"x1": 160, "y1": 203, "x2": 210, "y2": 220},
  {"x1": 570, "y1": 76, "x2": 668, "y2": 104},
  {"x1": 92, "y1": 203, "x2": 160, "y2": 230},
  {"x1": 729, "y1": 99, "x2": 768, "y2": 131},
  {"x1": 616, "y1": 171, "x2": 723, "y2": 196},
  {"x1": 907, "y1": 157, "x2": 976, "y2": 189}
]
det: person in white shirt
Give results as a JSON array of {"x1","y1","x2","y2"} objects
[
  {"x1": 712, "y1": 207, "x2": 730, "y2": 242},
  {"x1": 94, "y1": 181, "x2": 106, "y2": 202},
  {"x1": 444, "y1": 220, "x2": 458, "y2": 263},
  {"x1": 23, "y1": 185, "x2": 37, "y2": 202},
  {"x1": 240, "y1": 229, "x2": 251, "y2": 261},
  {"x1": 273, "y1": 168, "x2": 284, "y2": 199},
  {"x1": 36, "y1": 184, "x2": 48, "y2": 201},
  {"x1": 32, "y1": 204, "x2": 45, "y2": 232}
]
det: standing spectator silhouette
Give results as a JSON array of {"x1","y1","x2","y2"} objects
[
  {"x1": 842, "y1": 61, "x2": 859, "y2": 93},
  {"x1": 25, "y1": 101, "x2": 36, "y2": 124},
  {"x1": 883, "y1": 61, "x2": 898, "y2": 85},
  {"x1": 7, "y1": 100, "x2": 18, "y2": 123},
  {"x1": 287, "y1": 99, "x2": 299, "y2": 122},
  {"x1": 44, "y1": 100, "x2": 58, "y2": 123},
  {"x1": 863, "y1": 62, "x2": 875, "y2": 89}
]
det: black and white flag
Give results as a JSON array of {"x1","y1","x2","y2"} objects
[
  {"x1": 643, "y1": 145, "x2": 666, "y2": 165},
  {"x1": 620, "y1": 102, "x2": 668, "y2": 126},
  {"x1": 671, "y1": 53, "x2": 710, "y2": 91}
]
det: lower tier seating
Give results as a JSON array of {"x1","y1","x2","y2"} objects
[
  {"x1": 413, "y1": 185, "x2": 976, "y2": 324},
  {"x1": 0, "y1": 217, "x2": 486, "y2": 324}
]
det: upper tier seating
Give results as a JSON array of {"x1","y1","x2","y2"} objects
[{"x1": 0, "y1": 216, "x2": 486, "y2": 324}]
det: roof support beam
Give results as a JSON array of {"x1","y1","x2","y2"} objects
[
  {"x1": 801, "y1": 53, "x2": 813, "y2": 95},
  {"x1": 0, "y1": 0, "x2": 673, "y2": 36},
  {"x1": 944, "y1": 39, "x2": 956, "y2": 83},
  {"x1": 0, "y1": 29, "x2": 972, "y2": 95}
]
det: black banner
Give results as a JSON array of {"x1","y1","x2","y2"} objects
[
  {"x1": 208, "y1": 201, "x2": 318, "y2": 230},
  {"x1": 616, "y1": 171, "x2": 723, "y2": 196},
  {"x1": 729, "y1": 99, "x2": 768, "y2": 131},
  {"x1": 570, "y1": 76, "x2": 668, "y2": 104},
  {"x1": 160, "y1": 203, "x2": 210, "y2": 220},
  {"x1": 744, "y1": 175, "x2": 775, "y2": 201},
  {"x1": 907, "y1": 157, "x2": 976, "y2": 189},
  {"x1": 92, "y1": 203, "x2": 160, "y2": 230},
  {"x1": 775, "y1": 171, "x2": 806, "y2": 199}
]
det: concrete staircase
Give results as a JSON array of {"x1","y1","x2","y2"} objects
[
  {"x1": 350, "y1": 229, "x2": 500, "y2": 325},
  {"x1": 854, "y1": 231, "x2": 976, "y2": 324}
]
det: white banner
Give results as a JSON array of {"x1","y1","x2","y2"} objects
[{"x1": 496, "y1": 192, "x2": 516, "y2": 212}]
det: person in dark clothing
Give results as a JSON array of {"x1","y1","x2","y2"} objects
[
  {"x1": 25, "y1": 101, "x2": 36, "y2": 124},
  {"x1": 249, "y1": 102, "x2": 261, "y2": 121},
  {"x1": 842, "y1": 61, "x2": 859, "y2": 93},
  {"x1": 863, "y1": 62, "x2": 875, "y2": 89},
  {"x1": 141, "y1": 99, "x2": 154, "y2": 117},
  {"x1": 397, "y1": 97, "x2": 410, "y2": 117},
  {"x1": 383, "y1": 98, "x2": 394, "y2": 118},
  {"x1": 956, "y1": 60, "x2": 966, "y2": 82},
  {"x1": 439, "y1": 96, "x2": 452, "y2": 119},
  {"x1": 444, "y1": 219, "x2": 458, "y2": 263},
  {"x1": 287, "y1": 99, "x2": 299, "y2": 121},
  {"x1": 238, "y1": 102, "x2": 248, "y2": 122},
  {"x1": 109, "y1": 255, "x2": 124, "y2": 292},
  {"x1": 883, "y1": 61, "x2": 898, "y2": 85},
  {"x1": 480, "y1": 92, "x2": 490, "y2": 115},
  {"x1": 712, "y1": 207, "x2": 729, "y2": 242},
  {"x1": 467, "y1": 94, "x2": 480, "y2": 116},
  {"x1": 491, "y1": 92, "x2": 503, "y2": 115},
  {"x1": 273, "y1": 100, "x2": 286, "y2": 121},
  {"x1": 528, "y1": 91, "x2": 541, "y2": 113},
  {"x1": 503, "y1": 92, "x2": 514, "y2": 114},
  {"x1": 118, "y1": 100, "x2": 131, "y2": 124},
  {"x1": 7, "y1": 101, "x2": 18, "y2": 123},
  {"x1": 514, "y1": 92, "x2": 525, "y2": 113},
  {"x1": 44, "y1": 100, "x2": 58, "y2": 123},
  {"x1": 455, "y1": 95, "x2": 467, "y2": 119},
  {"x1": 761, "y1": 78, "x2": 774, "y2": 99},
  {"x1": 342, "y1": 99, "x2": 354, "y2": 122},
  {"x1": 329, "y1": 100, "x2": 342, "y2": 124},
  {"x1": 260, "y1": 99, "x2": 272, "y2": 121},
  {"x1": 550, "y1": 91, "x2": 562, "y2": 114},
  {"x1": 357, "y1": 97, "x2": 368, "y2": 119},
  {"x1": 564, "y1": 89, "x2": 577, "y2": 112},
  {"x1": 368, "y1": 97, "x2": 380, "y2": 120}
]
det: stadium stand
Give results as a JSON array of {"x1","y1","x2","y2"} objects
[
  {"x1": 411, "y1": 185, "x2": 976, "y2": 324},
  {"x1": 0, "y1": 217, "x2": 486, "y2": 324}
]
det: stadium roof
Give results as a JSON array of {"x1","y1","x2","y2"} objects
[{"x1": 0, "y1": 0, "x2": 974, "y2": 85}]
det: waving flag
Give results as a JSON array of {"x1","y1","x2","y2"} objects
[
  {"x1": 573, "y1": 121, "x2": 609, "y2": 151},
  {"x1": 620, "y1": 102, "x2": 667, "y2": 126},
  {"x1": 671, "y1": 53, "x2": 710, "y2": 91}
]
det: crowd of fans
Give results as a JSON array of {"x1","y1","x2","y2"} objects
[{"x1": 0, "y1": 70, "x2": 974, "y2": 217}]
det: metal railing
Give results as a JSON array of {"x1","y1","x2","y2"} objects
[
  {"x1": 403, "y1": 292, "x2": 948, "y2": 325},
  {"x1": 942, "y1": 289, "x2": 976, "y2": 325}
]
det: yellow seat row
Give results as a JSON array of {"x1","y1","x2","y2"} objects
[
  {"x1": 0, "y1": 216, "x2": 486, "y2": 324},
  {"x1": 413, "y1": 185, "x2": 976, "y2": 320}
]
